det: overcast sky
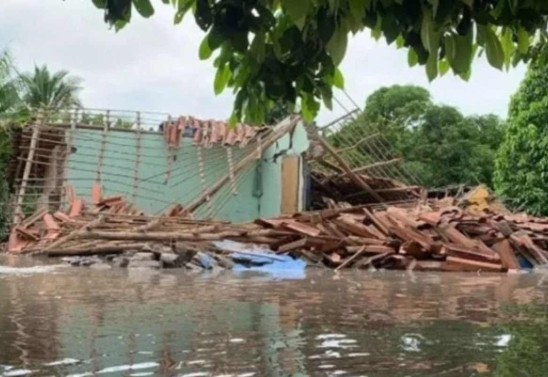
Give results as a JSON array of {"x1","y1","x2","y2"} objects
[{"x1": 1, "y1": 1, "x2": 527, "y2": 125}]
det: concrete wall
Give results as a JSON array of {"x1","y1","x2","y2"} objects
[{"x1": 65, "y1": 122, "x2": 309, "y2": 223}]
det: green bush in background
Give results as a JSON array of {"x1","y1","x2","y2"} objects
[{"x1": 494, "y1": 64, "x2": 548, "y2": 215}]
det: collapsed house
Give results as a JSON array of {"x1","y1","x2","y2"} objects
[
  {"x1": 4, "y1": 108, "x2": 548, "y2": 273},
  {"x1": 8, "y1": 110, "x2": 311, "y2": 225}
]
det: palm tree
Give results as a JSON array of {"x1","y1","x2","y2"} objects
[
  {"x1": 19, "y1": 65, "x2": 82, "y2": 110},
  {"x1": 0, "y1": 51, "x2": 21, "y2": 119}
]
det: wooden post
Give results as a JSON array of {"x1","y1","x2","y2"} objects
[
  {"x1": 132, "y1": 111, "x2": 142, "y2": 202},
  {"x1": 13, "y1": 111, "x2": 45, "y2": 224},
  {"x1": 315, "y1": 134, "x2": 384, "y2": 202}
]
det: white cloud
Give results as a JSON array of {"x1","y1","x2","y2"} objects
[{"x1": 0, "y1": 1, "x2": 527, "y2": 125}]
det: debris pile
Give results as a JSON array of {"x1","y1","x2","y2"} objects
[
  {"x1": 7, "y1": 181, "x2": 548, "y2": 273},
  {"x1": 309, "y1": 170, "x2": 424, "y2": 209},
  {"x1": 250, "y1": 200, "x2": 548, "y2": 272},
  {"x1": 6, "y1": 190, "x2": 297, "y2": 271}
]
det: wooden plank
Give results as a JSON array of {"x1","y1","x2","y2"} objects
[
  {"x1": 14, "y1": 122, "x2": 42, "y2": 224},
  {"x1": 386, "y1": 207, "x2": 422, "y2": 228},
  {"x1": 415, "y1": 260, "x2": 444, "y2": 271},
  {"x1": 444, "y1": 244, "x2": 500, "y2": 262},
  {"x1": 389, "y1": 225, "x2": 434, "y2": 250},
  {"x1": 492, "y1": 239, "x2": 520, "y2": 270},
  {"x1": 333, "y1": 218, "x2": 379, "y2": 238},
  {"x1": 363, "y1": 208, "x2": 389, "y2": 234},
  {"x1": 277, "y1": 237, "x2": 308, "y2": 253},
  {"x1": 20, "y1": 209, "x2": 49, "y2": 229},
  {"x1": 282, "y1": 221, "x2": 321, "y2": 237},
  {"x1": 355, "y1": 251, "x2": 392, "y2": 269},
  {"x1": 443, "y1": 256, "x2": 502, "y2": 272},
  {"x1": 346, "y1": 245, "x2": 394, "y2": 254},
  {"x1": 335, "y1": 246, "x2": 366, "y2": 270},
  {"x1": 281, "y1": 155, "x2": 300, "y2": 215}
]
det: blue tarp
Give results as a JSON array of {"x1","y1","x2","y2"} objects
[{"x1": 213, "y1": 240, "x2": 306, "y2": 280}]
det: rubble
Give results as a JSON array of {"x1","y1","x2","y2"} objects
[
  {"x1": 6, "y1": 184, "x2": 548, "y2": 273},
  {"x1": 4, "y1": 118, "x2": 548, "y2": 274},
  {"x1": 248, "y1": 199, "x2": 548, "y2": 272}
]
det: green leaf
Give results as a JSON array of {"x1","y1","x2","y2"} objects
[
  {"x1": 446, "y1": 31, "x2": 473, "y2": 74},
  {"x1": 92, "y1": 0, "x2": 107, "y2": 8},
  {"x1": 420, "y1": 10, "x2": 439, "y2": 52},
  {"x1": 439, "y1": 59, "x2": 450, "y2": 76},
  {"x1": 426, "y1": 52, "x2": 438, "y2": 81},
  {"x1": 214, "y1": 65, "x2": 231, "y2": 95},
  {"x1": 460, "y1": 0, "x2": 473, "y2": 7},
  {"x1": 382, "y1": 14, "x2": 399, "y2": 44},
  {"x1": 250, "y1": 33, "x2": 266, "y2": 63},
  {"x1": 429, "y1": 0, "x2": 440, "y2": 17},
  {"x1": 350, "y1": 0, "x2": 368, "y2": 18},
  {"x1": 301, "y1": 94, "x2": 319, "y2": 122},
  {"x1": 132, "y1": 0, "x2": 154, "y2": 17},
  {"x1": 320, "y1": 86, "x2": 333, "y2": 110},
  {"x1": 228, "y1": 112, "x2": 238, "y2": 127},
  {"x1": 482, "y1": 26, "x2": 504, "y2": 69},
  {"x1": 408, "y1": 49, "x2": 418, "y2": 67},
  {"x1": 333, "y1": 68, "x2": 345, "y2": 89},
  {"x1": 371, "y1": 15, "x2": 382, "y2": 40},
  {"x1": 199, "y1": 37, "x2": 212, "y2": 60},
  {"x1": 500, "y1": 28, "x2": 515, "y2": 69},
  {"x1": 327, "y1": 27, "x2": 348, "y2": 66},
  {"x1": 517, "y1": 27, "x2": 530, "y2": 54},
  {"x1": 281, "y1": 0, "x2": 310, "y2": 23},
  {"x1": 395, "y1": 36, "x2": 405, "y2": 48},
  {"x1": 174, "y1": 0, "x2": 194, "y2": 24},
  {"x1": 458, "y1": 67, "x2": 471, "y2": 81},
  {"x1": 444, "y1": 35, "x2": 457, "y2": 63}
]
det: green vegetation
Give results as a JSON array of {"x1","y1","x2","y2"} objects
[
  {"x1": 494, "y1": 64, "x2": 548, "y2": 215},
  {"x1": 19, "y1": 65, "x2": 82, "y2": 110},
  {"x1": 335, "y1": 85, "x2": 504, "y2": 188},
  {"x1": 88, "y1": 0, "x2": 547, "y2": 124}
]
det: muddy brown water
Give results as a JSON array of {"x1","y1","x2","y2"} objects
[{"x1": 1, "y1": 256, "x2": 548, "y2": 377}]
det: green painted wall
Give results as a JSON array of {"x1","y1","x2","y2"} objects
[{"x1": 65, "y1": 122, "x2": 309, "y2": 223}]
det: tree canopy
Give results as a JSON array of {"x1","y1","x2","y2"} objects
[
  {"x1": 19, "y1": 66, "x2": 82, "y2": 111},
  {"x1": 89, "y1": 0, "x2": 548, "y2": 124},
  {"x1": 494, "y1": 63, "x2": 548, "y2": 215},
  {"x1": 334, "y1": 84, "x2": 504, "y2": 188}
]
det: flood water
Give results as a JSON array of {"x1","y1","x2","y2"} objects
[{"x1": 1, "y1": 256, "x2": 548, "y2": 377}]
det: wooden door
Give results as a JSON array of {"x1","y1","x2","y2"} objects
[{"x1": 281, "y1": 155, "x2": 300, "y2": 214}]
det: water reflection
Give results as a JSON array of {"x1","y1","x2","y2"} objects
[{"x1": 1, "y1": 260, "x2": 548, "y2": 376}]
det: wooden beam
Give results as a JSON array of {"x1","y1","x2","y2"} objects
[
  {"x1": 13, "y1": 114, "x2": 44, "y2": 224},
  {"x1": 318, "y1": 109, "x2": 359, "y2": 130},
  {"x1": 335, "y1": 133, "x2": 380, "y2": 153},
  {"x1": 315, "y1": 134, "x2": 384, "y2": 202},
  {"x1": 351, "y1": 158, "x2": 402, "y2": 174},
  {"x1": 316, "y1": 158, "x2": 344, "y2": 173}
]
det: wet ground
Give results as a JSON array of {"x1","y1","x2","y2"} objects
[{"x1": 1, "y1": 255, "x2": 548, "y2": 377}]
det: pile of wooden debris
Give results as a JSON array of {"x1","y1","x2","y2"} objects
[
  {"x1": 249, "y1": 198, "x2": 548, "y2": 272},
  {"x1": 7, "y1": 188, "x2": 548, "y2": 272}
]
